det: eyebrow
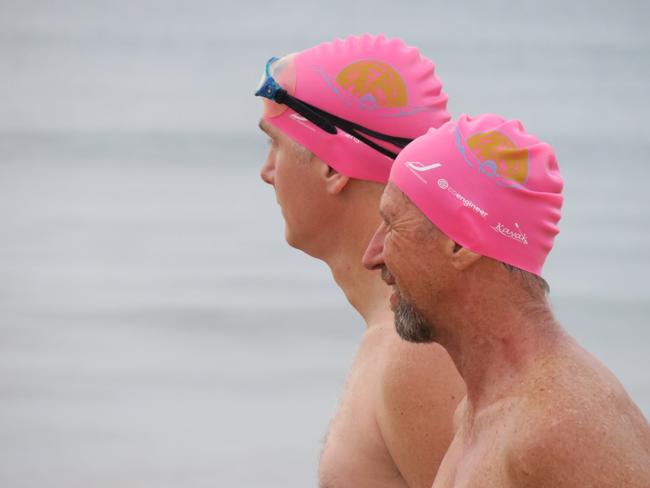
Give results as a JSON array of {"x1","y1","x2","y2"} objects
[
  {"x1": 258, "y1": 120, "x2": 270, "y2": 135},
  {"x1": 259, "y1": 120, "x2": 278, "y2": 138}
]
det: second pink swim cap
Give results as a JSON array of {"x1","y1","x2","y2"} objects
[
  {"x1": 390, "y1": 114, "x2": 564, "y2": 276},
  {"x1": 260, "y1": 34, "x2": 450, "y2": 183}
]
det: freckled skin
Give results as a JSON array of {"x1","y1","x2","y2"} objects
[
  {"x1": 432, "y1": 343, "x2": 650, "y2": 488},
  {"x1": 363, "y1": 183, "x2": 650, "y2": 488},
  {"x1": 259, "y1": 122, "x2": 465, "y2": 488}
]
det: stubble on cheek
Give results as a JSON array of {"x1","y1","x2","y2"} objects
[{"x1": 387, "y1": 250, "x2": 436, "y2": 344}]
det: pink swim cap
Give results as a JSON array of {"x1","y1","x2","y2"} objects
[
  {"x1": 390, "y1": 114, "x2": 563, "y2": 276},
  {"x1": 260, "y1": 34, "x2": 450, "y2": 183}
]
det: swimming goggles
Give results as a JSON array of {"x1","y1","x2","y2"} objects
[{"x1": 255, "y1": 56, "x2": 413, "y2": 159}]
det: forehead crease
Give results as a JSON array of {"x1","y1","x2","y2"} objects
[
  {"x1": 378, "y1": 194, "x2": 391, "y2": 221},
  {"x1": 380, "y1": 183, "x2": 402, "y2": 215}
]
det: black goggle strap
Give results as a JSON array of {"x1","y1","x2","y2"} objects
[
  {"x1": 340, "y1": 125, "x2": 399, "y2": 159},
  {"x1": 300, "y1": 101, "x2": 413, "y2": 159},
  {"x1": 277, "y1": 90, "x2": 413, "y2": 160},
  {"x1": 331, "y1": 121, "x2": 403, "y2": 159},
  {"x1": 308, "y1": 103, "x2": 413, "y2": 147},
  {"x1": 275, "y1": 89, "x2": 337, "y2": 135}
]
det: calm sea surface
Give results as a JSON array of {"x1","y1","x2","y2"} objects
[{"x1": 0, "y1": 1, "x2": 648, "y2": 486}]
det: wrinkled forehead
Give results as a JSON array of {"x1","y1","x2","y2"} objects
[
  {"x1": 382, "y1": 182, "x2": 433, "y2": 230},
  {"x1": 260, "y1": 52, "x2": 297, "y2": 119},
  {"x1": 380, "y1": 182, "x2": 407, "y2": 221}
]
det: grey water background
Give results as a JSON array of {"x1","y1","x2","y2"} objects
[{"x1": 0, "y1": 0, "x2": 648, "y2": 486}]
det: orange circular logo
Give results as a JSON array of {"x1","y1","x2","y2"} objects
[
  {"x1": 335, "y1": 60, "x2": 408, "y2": 108},
  {"x1": 467, "y1": 131, "x2": 529, "y2": 185}
]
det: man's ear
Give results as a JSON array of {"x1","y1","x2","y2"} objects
[
  {"x1": 442, "y1": 237, "x2": 482, "y2": 270},
  {"x1": 318, "y1": 162, "x2": 350, "y2": 195}
]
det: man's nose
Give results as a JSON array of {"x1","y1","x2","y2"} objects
[
  {"x1": 362, "y1": 223, "x2": 387, "y2": 270},
  {"x1": 260, "y1": 157, "x2": 275, "y2": 185}
]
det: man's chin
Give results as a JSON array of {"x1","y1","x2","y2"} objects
[
  {"x1": 284, "y1": 225, "x2": 302, "y2": 250},
  {"x1": 284, "y1": 226, "x2": 324, "y2": 261},
  {"x1": 394, "y1": 298, "x2": 435, "y2": 343}
]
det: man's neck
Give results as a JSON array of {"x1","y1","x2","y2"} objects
[
  {"x1": 309, "y1": 180, "x2": 394, "y2": 328},
  {"x1": 324, "y1": 240, "x2": 394, "y2": 327},
  {"x1": 437, "y1": 284, "x2": 564, "y2": 415},
  {"x1": 315, "y1": 201, "x2": 393, "y2": 327}
]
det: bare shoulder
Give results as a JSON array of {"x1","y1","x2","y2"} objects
[
  {"x1": 506, "y1": 348, "x2": 650, "y2": 487},
  {"x1": 373, "y1": 325, "x2": 465, "y2": 487},
  {"x1": 508, "y1": 409, "x2": 650, "y2": 487}
]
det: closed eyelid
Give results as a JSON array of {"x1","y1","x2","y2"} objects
[{"x1": 380, "y1": 206, "x2": 396, "y2": 227}]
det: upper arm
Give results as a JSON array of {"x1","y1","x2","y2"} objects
[{"x1": 376, "y1": 336, "x2": 465, "y2": 488}]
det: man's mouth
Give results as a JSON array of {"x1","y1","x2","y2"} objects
[
  {"x1": 389, "y1": 290, "x2": 399, "y2": 310},
  {"x1": 381, "y1": 267, "x2": 401, "y2": 311}
]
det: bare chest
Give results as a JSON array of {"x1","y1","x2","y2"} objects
[
  {"x1": 433, "y1": 419, "x2": 515, "y2": 488},
  {"x1": 319, "y1": 340, "x2": 406, "y2": 488}
]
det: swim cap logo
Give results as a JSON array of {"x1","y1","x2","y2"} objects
[
  {"x1": 467, "y1": 132, "x2": 529, "y2": 184},
  {"x1": 405, "y1": 161, "x2": 442, "y2": 183},
  {"x1": 455, "y1": 129, "x2": 529, "y2": 188},
  {"x1": 491, "y1": 222, "x2": 528, "y2": 245},
  {"x1": 335, "y1": 60, "x2": 408, "y2": 109},
  {"x1": 313, "y1": 60, "x2": 433, "y2": 117}
]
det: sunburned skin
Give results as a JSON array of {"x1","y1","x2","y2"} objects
[
  {"x1": 363, "y1": 183, "x2": 650, "y2": 488},
  {"x1": 432, "y1": 339, "x2": 650, "y2": 488},
  {"x1": 259, "y1": 122, "x2": 466, "y2": 488}
]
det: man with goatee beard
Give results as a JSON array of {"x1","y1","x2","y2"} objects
[{"x1": 363, "y1": 113, "x2": 650, "y2": 487}]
